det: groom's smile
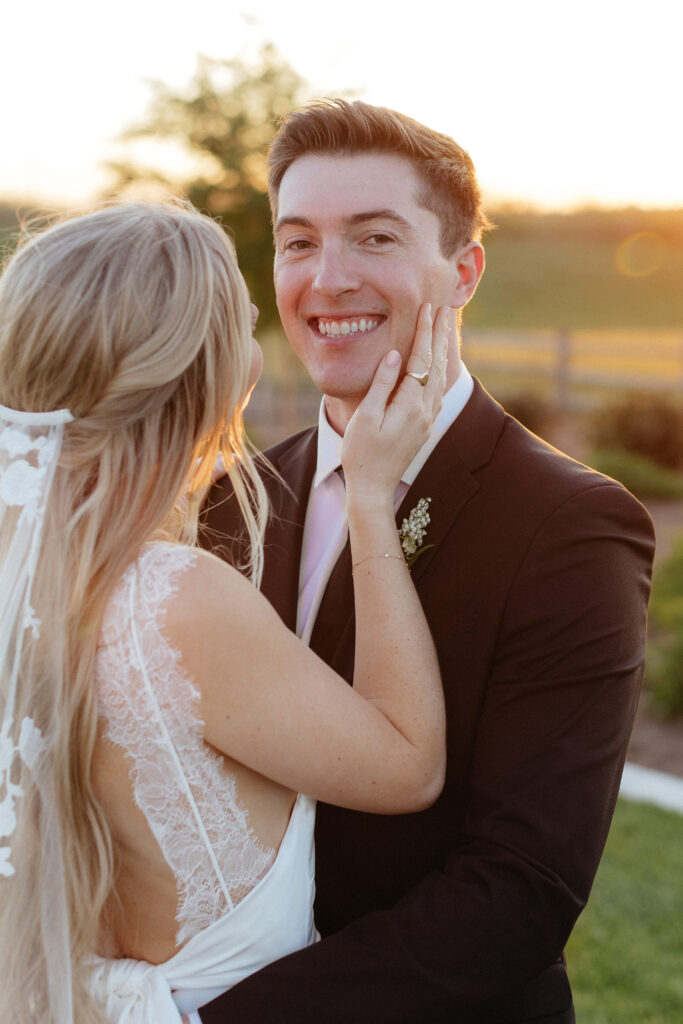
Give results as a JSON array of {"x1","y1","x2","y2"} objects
[
  {"x1": 273, "y1": 151, "x2": 466, "y2": 433},
  {"x1": 311, "y1": 314, "x2": 386, "y2": 338}
]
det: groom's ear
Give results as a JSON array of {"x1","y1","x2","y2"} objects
[{"x1": 449, "y1": 242, "x2": 485, "y2": 309}]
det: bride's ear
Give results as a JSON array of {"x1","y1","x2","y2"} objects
[{"x1": 449, "y1": 242, "x2": 485, "y2": 309}]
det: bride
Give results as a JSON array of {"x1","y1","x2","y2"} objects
[{"x1": 0, "y1": 201, "x2": 449, "y2": 1023}]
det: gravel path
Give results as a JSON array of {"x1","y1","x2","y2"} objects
[{"x1": 628, "y1": 704, "x2": 683, "y2": 779}]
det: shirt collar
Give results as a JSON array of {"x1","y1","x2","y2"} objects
[{"x1": 313, "y1": 363, "x2": 473, "y2": 488}]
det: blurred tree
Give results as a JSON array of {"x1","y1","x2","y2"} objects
[{"x1": 107, "y1": 45, "x2": 308, "y2": 330}]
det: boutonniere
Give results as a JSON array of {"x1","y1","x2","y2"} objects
[{"x1": 399, "y1": 497, "x2": 433, "y2": 568}]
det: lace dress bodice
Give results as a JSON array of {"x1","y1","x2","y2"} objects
[{"x1": 95, "y1": 543, "x2": 275, "y2": 946}]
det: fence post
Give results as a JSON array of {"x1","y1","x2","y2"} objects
[{"x1": 556, "y1": 329, "x2": 571, "y2": 412}]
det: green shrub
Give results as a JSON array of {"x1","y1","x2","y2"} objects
[
  {"x1": 646, "y1": 538, "x2": 683, "y2": 718},
  {"x1": 588, "y1": 392, "x2": 683, "y2": 470},
  {"x1": 587, "y1": 447, "x2": 683, "y2": 500},
  {"x1": 499, "y1": 391, "x2": 555, "y2": 437},
  {"x1": 645, "y1": 638, "x2": 683, "y2": 718}
]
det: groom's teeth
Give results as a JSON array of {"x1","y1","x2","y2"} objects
[{"x1": 316, "y1": 317, "x2": 381, "y2": 336}]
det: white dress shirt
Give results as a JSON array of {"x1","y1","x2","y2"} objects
[{"x1": 297, "y1": 365, "x2": 474, "y2": 643}]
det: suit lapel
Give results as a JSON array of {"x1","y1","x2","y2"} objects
[
  {"x1": 306, "y1": 429, "x2": 475, "y2": 675},
  {"x1": 262, "y1": 379, "x2": 505, "y2": 667},
  {"x1": 396, "y1": 433, "x2": 479, "y2": 588},
  {"x1": 396, "y1": 378, "x2": 505, "y2": 586},
  {"x1": 260, "y1": 428, "x2": 318, "y2": 632},
  {"x1": 310, "y1": 379, "x2": 507, "y2": 670},
  {"x1": 309, "y1": 533, "x2": 354, "y2": 674}
]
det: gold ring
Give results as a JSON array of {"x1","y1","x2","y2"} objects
[{"x1": 406, "y1": 370, "x2": 429, "y2": 387}]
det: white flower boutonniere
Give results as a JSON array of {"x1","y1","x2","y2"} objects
[{"x1": 399, "y1": 497, "x2": 433, "y2": 568}]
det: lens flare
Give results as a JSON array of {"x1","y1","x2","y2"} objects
[{"x1": 615, "y1": 231, "x2": 665, "y2": 277}]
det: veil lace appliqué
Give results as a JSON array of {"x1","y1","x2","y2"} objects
[
  {"x1": 0, "y1": 406, "x2": 73, "y2": 876},
  {"x1": 95, "y1": 543, "x2": 275, "y2": 946}
]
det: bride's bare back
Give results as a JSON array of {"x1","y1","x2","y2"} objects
[{"x1": 93, "y1": 545, "x2": 296, "y2": 964}]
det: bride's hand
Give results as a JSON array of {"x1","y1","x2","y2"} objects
[{"x1": 341, "y1": 303, "x2": 453, "y2": 504}]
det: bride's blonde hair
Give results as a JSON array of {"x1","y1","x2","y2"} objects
[{"x1": 0, "y1": 201, "x2": 268, "y2": 1022}]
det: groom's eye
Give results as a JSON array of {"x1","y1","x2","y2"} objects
[
  {"x1": 364, "y1": 233, "x2": 394, "y2": 246},
  {"x1": 284, "y1": 239, "x2": 313, "y2": 251}
]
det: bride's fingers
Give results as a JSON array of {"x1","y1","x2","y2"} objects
[
  {"x1": 356, "y1": 348, "x2": 403, "y2": 421},
  {"x1": 210, "y1": 453, "x2": 227, "y2": 485},
  {"x1": 423, "y1": 307, "x2": 452, "y2": 413},
  {"x1": 397, "y1": 304, "x2": 448, "y2": 410},
  {"x1": 403, "y1": 303, "x2": 433, "y2": 383}
]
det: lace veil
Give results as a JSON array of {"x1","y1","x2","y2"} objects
[{"x1": 0, "y1": 402, "x2": 75, "y2": 1020}]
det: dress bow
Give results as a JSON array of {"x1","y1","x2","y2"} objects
[{"x1": 88, "y1": 956, "x2": 183, "y2": 1023}]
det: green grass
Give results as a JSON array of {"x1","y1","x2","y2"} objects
[{"x1": 567, "y1": 798, "x2": 683, "y2": 1023}]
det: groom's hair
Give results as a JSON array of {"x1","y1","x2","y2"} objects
[{"x1": 267, "y1": 98, "x2": 492, "y2": 256}]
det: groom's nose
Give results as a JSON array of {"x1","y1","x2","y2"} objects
[{"x1": 312, "y1": 244, "x2": 362, "y2": 299}]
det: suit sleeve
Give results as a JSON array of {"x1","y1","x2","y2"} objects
[{"x1": 199, "y1": 482, "x2": 655, "y2": 1024}]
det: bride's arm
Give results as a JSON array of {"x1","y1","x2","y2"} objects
[
  {"x1": 178, "y1": 306, "x2": 452, "y2": 814},
  {"x1": 340, "y1": 305, "x2": 450, "y2": 797}
]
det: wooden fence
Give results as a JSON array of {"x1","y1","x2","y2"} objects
[{"x1": 461, "y1": 328, "x2": 683, "y2": 410}]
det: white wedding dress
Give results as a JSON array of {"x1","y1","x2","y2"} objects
[{"x1": 89, "y1": 543, "x2": 317, "y2": 1022}]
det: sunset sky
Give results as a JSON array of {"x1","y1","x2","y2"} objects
[{"x1": 2, "y1": 0, "x2": 681, "y2": 210}]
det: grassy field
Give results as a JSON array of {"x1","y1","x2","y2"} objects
[
  {"x1": 567, "y1": 798, "x2": 683, "y2": 1023},
  {"x1": 468, "y1": 208, "x2": 683, "y2": 330}
]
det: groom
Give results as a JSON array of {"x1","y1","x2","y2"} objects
[{"x1": 199, "y1": 100, "x2": 655, "y2": 1023}]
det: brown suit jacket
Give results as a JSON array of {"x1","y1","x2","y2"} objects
[{"x1": 199, "y1": 380, "x2": 655, "y2": 1023}]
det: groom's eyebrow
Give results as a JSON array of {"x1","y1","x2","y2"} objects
[
  {"x1": 274, "y1": 210, "x2": 413, "y2": 233},
  {"x1": 345, "y1": 210, "x2": 413, "y2": 230},
  {"x1": 274, "y1": 215, "x2": 315, "y2": 232}
]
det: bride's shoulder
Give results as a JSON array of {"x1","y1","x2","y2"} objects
[
  {"x1": 100, "y1": 544, "x2": 263, "y2": 654},
  {"x1": 149, "y1": 543, "x2": 266, "y2": 633}
]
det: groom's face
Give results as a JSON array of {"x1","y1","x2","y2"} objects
[{"x1": 273, "y1": 152, "x2": 463, "y2": 429}]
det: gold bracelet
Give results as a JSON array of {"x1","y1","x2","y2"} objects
[{"x1": 351, "y1": 553, "x2": 406, "y2": 571}]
